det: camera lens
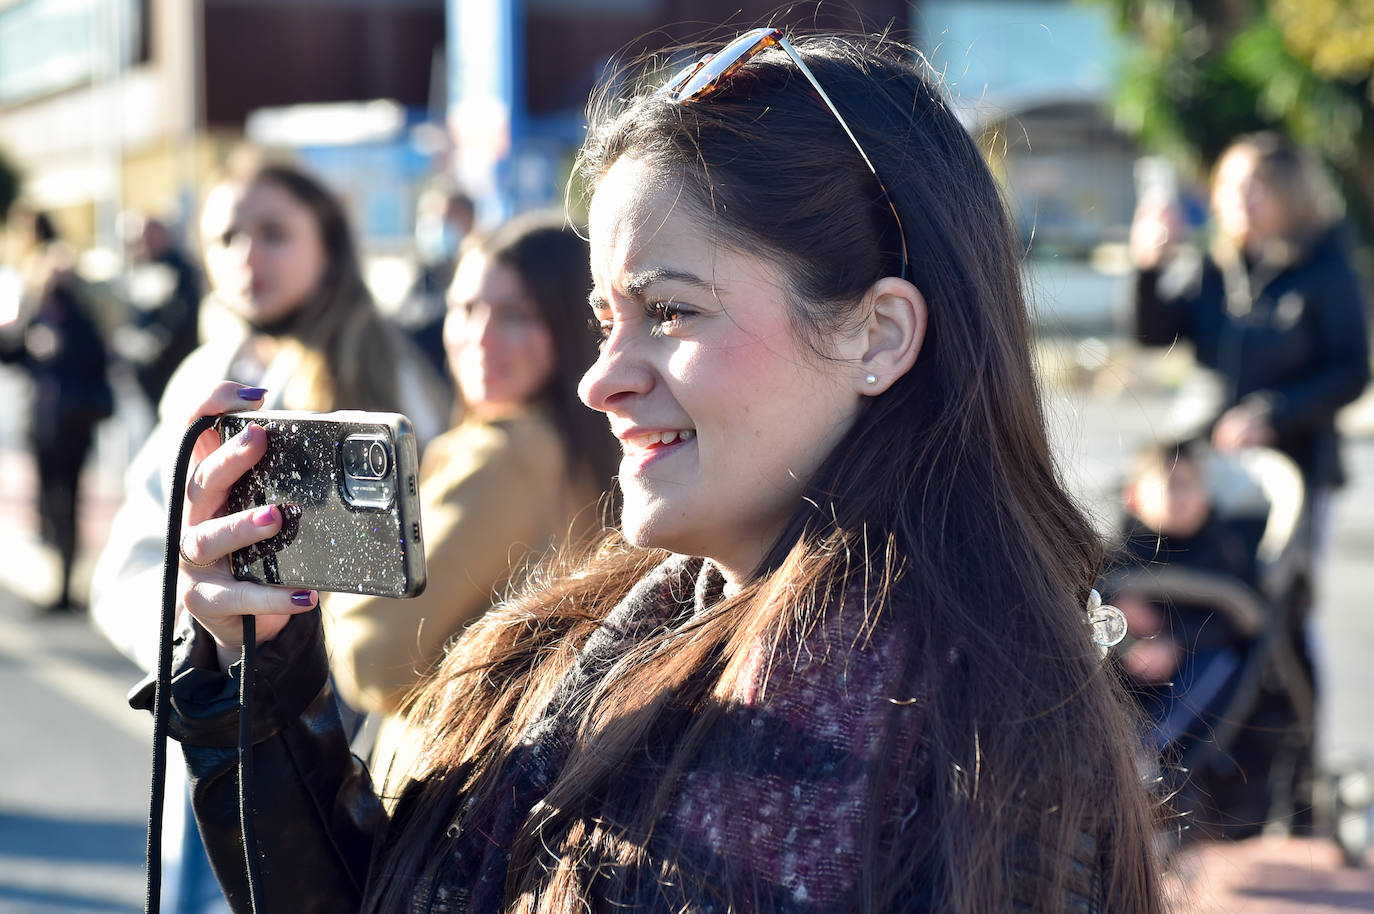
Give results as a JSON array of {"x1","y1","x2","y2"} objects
[{"x1": 368, "y1": 441, "x2": 388, "y2": 477}]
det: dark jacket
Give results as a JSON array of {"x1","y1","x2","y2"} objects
[
  {"x1": 0, "y1": 275, "x2": 113, "y2": 449},
  {"x1": 135, "y1": 560, "x2": 1109, "y2": 914},
  {"x1": 1133, "y1": 227, "x2": 1370, "y2": 489},
  {"x1": 1110, "y1": 512, "x2": 1264, "y2": 653},
  {"x1": 127, "y1": 247, "x2": 203, "y2": 403}
]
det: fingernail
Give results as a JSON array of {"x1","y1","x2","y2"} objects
[
  {"x1": 291, "y1": 590, "x2": 315, "y2": 607},
  {"x1": 252, "y1": 505, "x2": 279, "y2": 526},
  {"x1": 237, "y1": 386, "x2": 268, "y2": 401}
]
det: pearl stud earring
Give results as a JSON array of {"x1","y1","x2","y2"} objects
[{"x1": 864, "y1": 374, "x2": 878, "y2": 385}]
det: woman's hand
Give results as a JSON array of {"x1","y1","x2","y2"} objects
[
  {"x1": 176, "y1": 382, "x2": 318, "y2": 670},
  {"x1": 1129, "y1": 201, "x2": 1184, "y2": 270},
  {"x1": 1213, "y1": 404, "x2": 1276, "y2": 451},
  {"x1": 1114, "y1": 594, "x2": 1179, "y2": 684}
]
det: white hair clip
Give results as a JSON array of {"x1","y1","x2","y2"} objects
[{"x1": 1086, "y1": 589, "x2": 1127, "y2": 657}]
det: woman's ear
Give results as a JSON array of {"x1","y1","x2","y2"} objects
[{"x1": 850, "y1": 277, "x2": 927, "y2": 395}]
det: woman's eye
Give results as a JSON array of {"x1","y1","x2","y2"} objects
[
  {"x1": 587, "y1": 317, "x2": 612, "y2": 346},
  {"x1": 647, "y1": 301, "x2": 691, "y2": 333},
  {"x1": 497, "y1": 304, "x2": 538, "y2": 325}
]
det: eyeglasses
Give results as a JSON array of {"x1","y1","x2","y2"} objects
[{"x1": 658, "y1": 27, "x2": 910, "y2": 280}]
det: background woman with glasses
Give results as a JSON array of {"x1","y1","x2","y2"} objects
[{"x1": 149, "y1": 30, "x2": 1166, "y2": 914}]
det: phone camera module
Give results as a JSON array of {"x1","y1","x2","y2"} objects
[
  {"x1": 343, "y1": 435, "x2": 390, "y2": 480},
  {"x1": 368, "y1": 441, "x2": 388, "y2": 477},
  {"x1": 342, "y1": 433, "x2": 395, "y2": 509}
]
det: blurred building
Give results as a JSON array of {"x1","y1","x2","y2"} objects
[
  {"x1": 447, "y1": 0, "x2": 914, "y2": 225},
  {"x1": 916, "y1": 0, "x2": 1144, "y2": 334},
  {"x1": 2, "y1": 0, "x2": 1135, "y2": 338},
  {"x1": 0, "y1": 0, "x2": 444, "y2": 255},
  {"x1": 0, "y1": 0, "x2": 911, "y2": 257}
]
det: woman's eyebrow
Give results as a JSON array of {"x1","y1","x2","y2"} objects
[{"x1": 624, "y1": 268, "x2": 714, "y2": 299}]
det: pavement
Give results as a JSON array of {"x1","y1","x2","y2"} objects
[
  {"x1": 1168, "y1": 837, "x2": 1374, "y2": 912},
  {"x1": 1, "y1": 348, "x2": 1372, "y2": 912}
]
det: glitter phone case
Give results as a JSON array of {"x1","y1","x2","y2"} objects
[{"x1": 218, "y1": 409, "x2": 426, "y2": 598}]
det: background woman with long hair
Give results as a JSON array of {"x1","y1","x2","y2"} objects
[
  {"x1": 93, "y1": 155, "x2": 451, "y2": 669},
  {"x1": 93, "y1": 155, "x2": 450, "y2": 912},
  {"x1": 327, "y1": 213, "x2": 619, "y2": 784},
  {"x1": 149, "y1": 30, "x2": 1165, "y2": 914}
]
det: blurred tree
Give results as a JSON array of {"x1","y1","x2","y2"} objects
[
  {"x1": 0, "y1": 146, "x2": 19, "y2": 224},
  {"x1": 1094, "y1": 0, "x2": 1374, "y2": 249}
]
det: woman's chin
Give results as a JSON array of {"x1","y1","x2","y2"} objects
[{"x1": 618, "y1": 508, "x2": 669, "y2": 552}]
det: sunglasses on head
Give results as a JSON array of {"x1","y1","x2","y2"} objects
[{"x1": 659, "y1": 27, "x2": 911, "y2": 281}]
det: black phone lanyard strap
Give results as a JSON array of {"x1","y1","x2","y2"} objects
[{"x1": 146, "y1": 414, "x2": 265, "y2": 914}]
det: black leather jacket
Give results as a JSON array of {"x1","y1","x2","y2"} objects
[
  {"x1": 135, "y1": 609, "x2": 1109, "y2": 914},
  {"x1": 133, "y1": 610, "x2": 378, "y2": 912}
]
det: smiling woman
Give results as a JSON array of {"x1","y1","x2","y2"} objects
[
  {"x1": 148, "y1": 29, "x2": 1165, "y2": 914},
  {"x1": 580, "y1": 154, "x2": 909, "y2": 579}
]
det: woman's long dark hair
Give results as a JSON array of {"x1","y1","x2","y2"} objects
[
  {"x1": 364, "y1": 32, "x2": 1163, "y2": 914},
  {"x1": 463, "y1": 212, "x2": 621, "y2": 493}
]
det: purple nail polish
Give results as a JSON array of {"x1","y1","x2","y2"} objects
[
  {"x1": 237, "y1": 386, "x2": 268, "y2": 401},
  {"x1": 291, "y1": 591, "x2": 315, "y2": 607},
  {"x1": 252, "y1": 505, "x2": 278, "y2": 526}
]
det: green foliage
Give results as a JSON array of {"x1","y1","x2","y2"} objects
[
  {"x1": 1271, "y1": 0, "x2": 1374, "y2": 90},
  {"x1": 1089, "y1": 0, "x2": 1374, "y2": 257},
  {"x1": 1224, "y1": 18, "x2": 1364, "y2": 164},
  {"x1": 1106, "y1": 3, "x2": 1362, "y2": 171}
]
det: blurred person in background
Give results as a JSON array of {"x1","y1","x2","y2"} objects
[
  {"x1": 90, "y1": 155, "x2": 450, "y2": 913},
  {"x1": 1105, "y1": 440, "x2": 1268, "y2": 838},
  {"x1": 1130, "y1": 131, "x2": 1370, "y2": 832},
  {"x1": 328, "y1": 211, "x2": 619, "y2": 786},
  {"x1": 393, "y1": 183, "x2": 476, "y2": 381},
  {"x1": 112, "y1": 212, "x2": 204, "y2": 408},
  {"x1": 94, "y1": 155, "x2": 452, "y2": 669},
  {"x1": 0, "y1": 205, "x2": 113, "y2": 613},
  {"x1": 1131, "y1": 132, "x2": 1369, "y2": 505}
]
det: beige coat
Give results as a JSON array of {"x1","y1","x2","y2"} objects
[{"x1": 325, "y1": 406, "x2": 605, "y2": 785}]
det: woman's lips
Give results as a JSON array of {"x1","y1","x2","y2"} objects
[
  {"x1": 622, "y1": 428, "x2": 695, "y2": 451},
  {"x1": 619, "y1": 428, "x2": 696, "y2": 471}
]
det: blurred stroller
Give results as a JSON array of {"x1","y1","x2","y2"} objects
[{"x1": 1100, "y1": 441, "x2": 1371, "y2": 865}]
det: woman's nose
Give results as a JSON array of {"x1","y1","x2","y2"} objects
[
  {"x1": 475, "y1": 311, "x2": 504, "y2": 348},
  {"x1": 578, "y1": 329, "x2": 652, "y2": 413},
  {"x1": 235, "y1": 235, "x2": 259, "y2": 271},
  {"x1": 447, "y1": 305, "x2": 493, "y2": 348}
]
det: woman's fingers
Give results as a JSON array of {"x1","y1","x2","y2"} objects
[
  {"x1": 185, "y1": 421, "x2": 270, "y2": 526},
  {"x1": 179, "y1": 502, "x2": 284, "y2": 568},
  {"x1": 183, "y1": 381, "x2": 268, "y2": 429},
  {"x1": 179, "y1": 572, "x2": 317, "y2": 656},
  {"x1": 189, "y1": 383, "x2": 267, "y2": 463}
]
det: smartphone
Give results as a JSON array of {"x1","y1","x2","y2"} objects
[{"x1": 217, "y1": 409, "x2": 426, "y2": 598}]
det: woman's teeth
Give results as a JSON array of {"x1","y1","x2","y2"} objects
[{"x1": 626, "y1": 429, "x2": 695, "y2": 450}]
